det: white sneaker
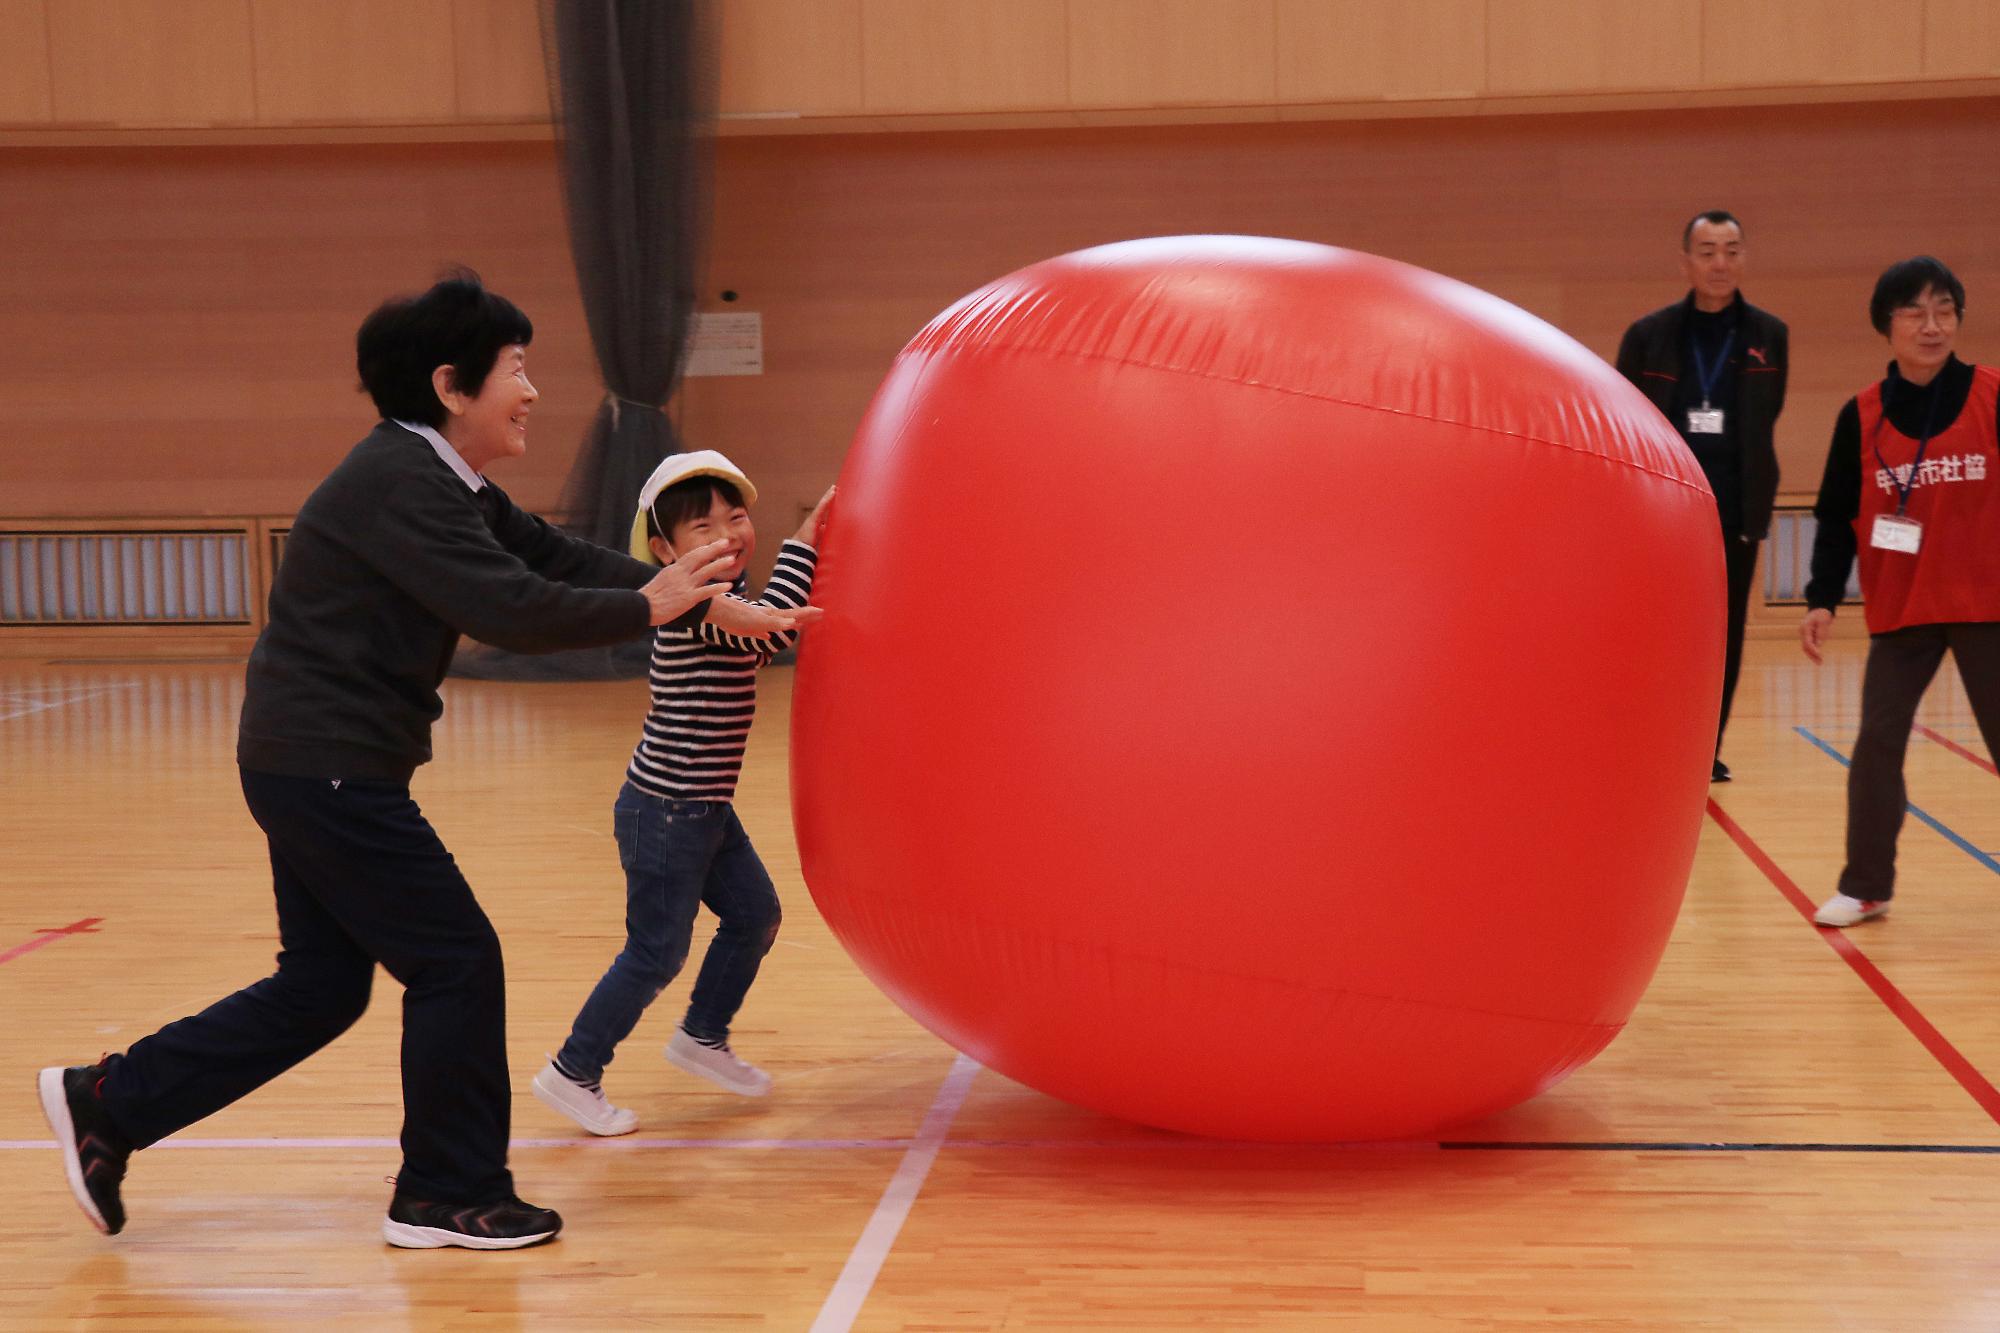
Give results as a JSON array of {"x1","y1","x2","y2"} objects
[
  {"x1": 531, "y1": 1058, "x2": 638, "y2": 1136},
  {"x1": 665, "y1": 1028, "x2": 771, "y2": 1096},
  {"x1": 1814, "y1": 894, "x2": 1890, "y2": 927}
]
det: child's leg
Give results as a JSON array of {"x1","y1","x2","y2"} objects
[
  {"x1": 555, "y1": 789, "x2": 728, "y2": 1082},
  {"x1": 680, "y1": 807, "x2": 782, "y2": 1046}
]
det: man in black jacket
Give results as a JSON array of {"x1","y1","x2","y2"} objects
[
  {"x1": 37, "y1": 272, "x2": 810, "y2": 1249},
  {"x1": 1616, "y1": 210, "x2": 1789, "y2": 782}
]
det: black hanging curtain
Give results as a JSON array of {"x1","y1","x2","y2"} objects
[
  {"x1": 454, "y1": 0, "x2": 719, "y2": 680},
  {"x1": 542, "y1": 0, "x2": 719, "y2": 550}
]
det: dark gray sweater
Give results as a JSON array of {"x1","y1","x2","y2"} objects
[{"x1": 237, "y1": 421, "x2": 692, "y2": 781}]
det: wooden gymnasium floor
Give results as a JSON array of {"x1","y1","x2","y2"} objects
[{"x1": 5, "y1": 636, "x2": 2000, "y2": 1330}]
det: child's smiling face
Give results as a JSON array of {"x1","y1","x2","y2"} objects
[{"x1": 653, "y1": 489, "x2": 756, "y2": 581}]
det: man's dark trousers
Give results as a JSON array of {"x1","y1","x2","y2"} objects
[{"x1": 1720, "y1": 531, "x2": 1759, "y2": 751}]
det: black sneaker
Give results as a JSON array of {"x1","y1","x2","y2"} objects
[
  {"x1": 1712, "y1": 759, "x2": 1732, "y2": 783},
  {"x1": 37, "y1": 1064, "x2": 131, "y2": 1235},
  {"x1": 382, "y1": 1193, "x2": 562, "y2": 1250}
]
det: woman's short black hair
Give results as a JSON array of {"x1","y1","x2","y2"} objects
[
  {"x1": 1869, "y1": 256, "x2": 1965, "y2": 334},
  {"x1": 355, "y1": 267, "x2": 533, "y2": 427},
  {"x1": 646, "y1": 477, "x2": 746, "y2": 544}
]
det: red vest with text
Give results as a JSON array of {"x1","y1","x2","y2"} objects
[{"x1": 1854, "y1": 364, "x2": 2000, "y2": 634}]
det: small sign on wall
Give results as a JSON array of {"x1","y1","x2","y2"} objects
[{"x1": 685, "y1": 312, "x2": 764, "y2": 377}]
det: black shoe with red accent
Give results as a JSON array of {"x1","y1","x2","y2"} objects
[
  {"x1": 382, "y1": 1193, "x2": 562, "y2": 1250},
  {"x1": 37, "y1": 1064, "x2": 132, "y2": 1235}
]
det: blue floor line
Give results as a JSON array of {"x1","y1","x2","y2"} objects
[{"x1": 1795, "y1": 726, "x2": 2000, "y2": 879}]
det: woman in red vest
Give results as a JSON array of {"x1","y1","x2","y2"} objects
[{"x1": 1801, "y1": 256, "x2": 2000, "y2": 927}]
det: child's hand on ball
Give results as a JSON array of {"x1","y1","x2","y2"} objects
[{"x1": 796, "y1": 486, "x2": 836, "y2": 546}]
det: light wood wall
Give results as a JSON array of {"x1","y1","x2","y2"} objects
[
  {"x1": 0, "y1": 141, "x2": 595, "y2": 518},
  {"x1": 0, "y1": 0, "x2": 547, "y2": 129},
  {"x1": 0, "y1": 0, "x2": 1996, "y2": 139},
  {"x1": 5, "y1": 97, "x2": 1995, "y2": 583},
  {"x1": 674, "y1": 97, "x2": 1998, "y2": 606}
]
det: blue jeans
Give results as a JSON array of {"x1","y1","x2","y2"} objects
[{"x1": 556, "y1": 783, "x2": 781, "y2": 1082}]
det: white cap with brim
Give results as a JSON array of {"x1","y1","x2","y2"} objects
[{"x1": 628, "y1": 450, "x2": 759, "y2": 563}]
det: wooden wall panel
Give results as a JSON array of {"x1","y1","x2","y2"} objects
[
  {"x1": 719, "y1": 0, "x2": 865, "y2": 117},
  {"x1": 1703, "y1": 0, "x2": 1924, "y2": 87},
  {"x1": 46, "y1": 0, "x2": 257, "y2": 126},
  {"x1": 1487, "y1": 0, "x2": 1703, "y2": 95},
  {"x1": 4, "y1": 100, "x2": 1997, "y2": 605},
  {"x1": 678, "y1": 98, "x2": 2000, "y2": 586},
  {"x1": 1276, "y1": 0, "x2": 1484, "y2": 103},
  {"x1": 250, "y1": 0, "x2": 457, "y2": 125},
  {"x1": 9, "y1": 1, "x2": 2000, "y2": 137},
  {"x1": 1923, "y1": 0, "x2": 2000, "y2": 78},
  {"x1": 860, "y1": 0, "x2": 1068, "y2": 114},
  {"x1": 0, "y1": 143, "x2": 601, "y2": 518},
  {"x1": 0, "y1": 0, "x2": 53, "y2": 124},
  {"x1": 1068, "y1": 0, "x2": 1277, "y2": 109},
  {"x1": 451, "y1": 0, "x2": 548, "y2": 122}
]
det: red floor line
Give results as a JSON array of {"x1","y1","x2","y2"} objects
[
  {"x1": 1704, "y1": 799, "x2": 2000, "y2": 1128},
  {"x1": 1915, "y1": 724, "x2": 1998, "y2": 777},
  {"x1": 0, "y1": 918, "x2": 103, "y2": 967}
]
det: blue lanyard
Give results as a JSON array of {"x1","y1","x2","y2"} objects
[
  {"x1": 1688, "y1": 328, "x2": 1735, "y2": 409},
  {"x1": 1870, "y1": 383, "x2": 1944, "y2": 517}
]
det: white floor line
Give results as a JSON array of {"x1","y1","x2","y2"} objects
[
  {"x1": 0, "y1": 700, "x2": 82, "y2": 722},
  {"x1": 812, "y1": 1054, "x2": 981, "y2": 1333},
  {"x1": 0, "y1": 1135, "x2": 913, "y2": 1151},
  {"x1": 0, "y1": 684, "x2": 140, "y2": 697},
  {"x1": 0, "y1": 686, "x2": 133, "y2": 722}
]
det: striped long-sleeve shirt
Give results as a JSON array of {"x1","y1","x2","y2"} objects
[{"x1": 625, "y1": 539, "x2": 817, "y2": 801}]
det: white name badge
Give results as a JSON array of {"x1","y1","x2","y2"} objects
[
  {"x1": 1871, "y1": 514, "x2": 1923, "y2": 553},
  {"x1": 1686, "y1": 408, "x2": 1726, "y2": 435}
]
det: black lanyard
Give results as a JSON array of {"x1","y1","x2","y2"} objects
[
  {"x1": 1688, "y1": 328, "x2": 1735, "y2": 409},
  {"x1": 1870, "y1": 383, "x2": 1944, "y2": 517}
]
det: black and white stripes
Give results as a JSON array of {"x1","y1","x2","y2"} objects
[{"x1": 626, "y1": 539, "x2": 817, "y2": 802}]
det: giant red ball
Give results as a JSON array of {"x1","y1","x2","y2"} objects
[{"x1": 792, "y1": 236, "x2": 1721, "y2": 1141}]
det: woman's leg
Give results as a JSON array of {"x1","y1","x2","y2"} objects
[
  {"x1": 97, "y1": 771, "x2": 377, "y2": 1148},
  {"x1": 1946, "y1": 622, "x2": 2000, "y2": 776},
  {"x1": 234, "y1": 773, "x2": 516, "y2": 1204},
  {"x1": 1837, "y1": 627, "x2": 1948, "y2": 902}
]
